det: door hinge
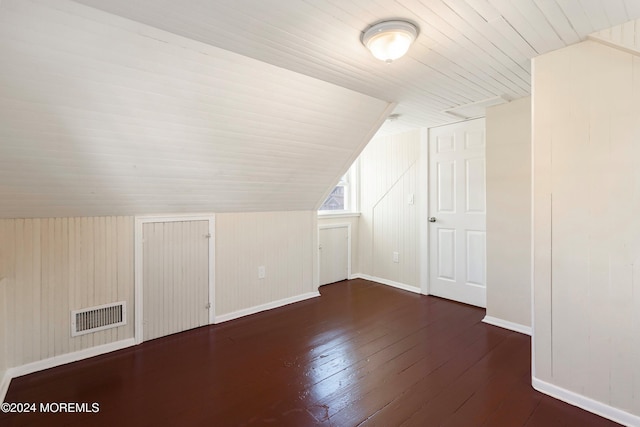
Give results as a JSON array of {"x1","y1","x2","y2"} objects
[
  {"x1": 205, "y1": 302, "x2": 212, "y2": 309},
  {"x1": 205, "y1": 233, "x2": 212, "y2": 239}
]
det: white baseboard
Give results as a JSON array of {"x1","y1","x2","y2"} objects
[
  {"x1": 351, "y1": 274, "x2": 422, "y2": 295},
  {"x1": 532, "y1": 377, "x2": 640, "y2": 427},
  {"x1": 2, "y1": 292, "x2": 323, "y2": 401},
  {"x1": 1, "y1": 338, "x2": 136, "y2": 403},
  {"x1": 482, "y1": 315, "x2": 532, "y2": 336},
  {"x1": 0, "y1": 370, "x2": 11, "y2": 404},
  {"x1": 214, "y1": 291, "x2": 321, "y2": 324}
]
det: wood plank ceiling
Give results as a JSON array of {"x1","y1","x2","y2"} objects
[
  {"x1": 0, "y1": 0, "x2": 392, "y2": 218},
  {"x1": 73, "y1": 0, "x2": 640, "y2": 132}
]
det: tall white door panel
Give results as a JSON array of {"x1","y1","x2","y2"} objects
[
  {"x1": 429, "y1": 118, "x2": 486, "y2": 307},
  {"x1": 319, "y1": 225, "x2": 349, "y2": 286},
  {"x1": 142, "y1": 220, "x2": 210, "y2": 341}
]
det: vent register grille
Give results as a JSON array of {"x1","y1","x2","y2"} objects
[{"x1": 71, "y1": 302, "x2": 127, "y2": 337}]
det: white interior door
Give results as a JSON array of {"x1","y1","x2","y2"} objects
[
  {"x1": 142, "y1": 220, "x2": 211, "y2": 341},
  {"x1": 319, "y1": 225, "x2": 349, "y2": 286},
  {"x1": 429, "y1": 118, "x2": 486, "y2": 307}
]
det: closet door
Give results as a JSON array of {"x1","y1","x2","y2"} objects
[
  {"x1": 319, "y1": 225, "x2": 349, "y2": 286},
  {"x1": 142, "y1": 220, "x2": 210, "y2": 341}
]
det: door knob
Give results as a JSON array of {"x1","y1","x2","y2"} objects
[{"x1": 428, "y1": 217, "x2": 437, "y2": 223}]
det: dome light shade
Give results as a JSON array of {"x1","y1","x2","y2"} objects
[{"x1": 362, "y1": 20, "x2": 418, "y2": 63}]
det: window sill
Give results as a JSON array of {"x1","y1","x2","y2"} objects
[{"x1": 317, "y1": 212, "x2": 361, "y2": 219}]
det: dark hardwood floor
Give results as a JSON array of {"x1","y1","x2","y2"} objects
[{"x1": 2, "y1": 279, "x2": 620, "y2": 426}]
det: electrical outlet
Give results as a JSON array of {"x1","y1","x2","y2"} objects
[
  {"x1": 258, "y1": 266, "x2": 266, "y2": 279},
  {"x1": 393, "y1": 252, "x2": 399, "y2": 263}
]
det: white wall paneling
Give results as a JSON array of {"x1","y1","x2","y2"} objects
[
  {"x1": 0, "y1": 217, "x2": 135, "y2": 368},
  {"x1": 428, "y1": 119, "x2": 487, "y2": 308},
  {"x1": 590, "y1": 18, "x2": 640, "y2": 56},
  {"x1": 533, "y1": 39, "x2": 640, "y2": 424},
  {"x1": 358, "y1": 130, "x2": 421, "y2": 292},
  {"x1": 0, "y1": 0, "x2": 392, "y2": 219},
  {"x1": 134, "y1": 215, "x2": 214, "y2": 344},
  {"x1": 484, "y1": 97, "x2": 532, "y2": 330},
  {"x1": 214, "y1": 211, "x2": 316, "y2": 319},
  {"x1": 318, "y1": 223, "x2": 351, "y2": 286}
]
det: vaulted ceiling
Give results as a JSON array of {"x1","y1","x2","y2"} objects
[
  {"x1": 74, "y1": 0, "x2": 640, "y2": 132},
  {"x1": 1, "y1": 0, "x2": 638, "y2": 218},
  {"x1": 0, "y1": 0, "x2": 391, "y2": 218}
]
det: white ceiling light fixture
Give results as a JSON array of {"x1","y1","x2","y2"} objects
[{"x1": 362, "y1": 20, "x2": 418, "y2": 63}]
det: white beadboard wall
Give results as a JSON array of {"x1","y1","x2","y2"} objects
[
  {"x1": 358, "y1": 130, "x2": 421, "y2": 291},
  {"x1": 215, "y1": 211, "x2": 316, "y2": 318},
  {"x1": 590, "y1": 18, "x2": 640, "y2": 55},
  {"x1": 485, "y1": 97, "x2": 532, "y2": 329},
  {"x1": 0, "y1": 0, "x2": 391, "y2": 219},
  {"x1": 0, "y1": 277, "x2": 7, "y2": 389},
  {"x1": 0, "y1": 211, "x2": 318, "y2": 381},
  {"x1": 0, "y1": 217, "x2": 135, "y2": 368},
  {"x1": 317, "y1": 215, "x2": 359, "y2": 275},
  {"x1": 533, "y1": 40, "x2": 640, "y2": 422}
]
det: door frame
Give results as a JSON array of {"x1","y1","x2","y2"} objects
[
  {"x1": 134, "y1": 214, "x2": 215, "y2": 344},
  {"x1": 318, "y1": 223, "x2": 352, "y2": 285},
  {"x1": 424, "y1": 118, "x2": 486, "y2": 305},
  {"x1": 419, "y1": 127, "x2": 430, "y2": 295}
]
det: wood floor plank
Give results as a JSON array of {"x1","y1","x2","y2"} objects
[
  {"x1": 356, "y1": 327, "x2": 513, "y2": 426},
  {"x1": 326, "y1": 323, "x2": 507, "y2": 425},
  {"x1": 0, "y1": 279, "x2": 622, "y2": 426},
  {"x1": 481, "y1": 373, "x2": 543, "y2": 427},
  {"x1": 438, "y1": 334, "x2": 532, "y2": 426}
]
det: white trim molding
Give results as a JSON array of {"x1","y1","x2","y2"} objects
[
  {"x1": 587, "y1": 35, "x2": 640, "y2": 58},
  {"x1": 532, "y1": 377, "x2": 640, "y2": 427},
  {"x1": 0, "y1": 371, "x2": 10, "y2": 404},
  {"x1": 418, "y1": 127, "x2": 430, "y2": 295},
  {"x1": 351, "y1": 274, "x2": 422, "y2": 295},
  {"x1": 134, "y1": 214, "x2": 216, "y2": 345},
  {"x1": 317, "y1": 212, "x2": 361, "y2": 219},
  {"x1": 482, "y1": 315, "x2": 532, "y2": 336},
  {"x1": 214, "y1": 292, "x2": 320, "y2": 324},
  {"x1": 0, "y1": 338, "x2": 135, "y2": 403}
]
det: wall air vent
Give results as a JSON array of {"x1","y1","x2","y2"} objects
[{"x1": 71, "y1": 301, "x2": 126, "y2": 337}]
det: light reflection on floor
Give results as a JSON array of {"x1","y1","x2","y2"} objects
[{"x1": 301, "y1": 331, "x2": 355, "y2": 394}]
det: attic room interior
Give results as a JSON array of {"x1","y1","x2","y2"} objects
[{"x1": 1, "y1": 0, "x2": 639, "y2": 425}]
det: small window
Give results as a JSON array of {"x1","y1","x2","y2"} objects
[{"x1": 319, "y1": 173, "x2": 351, "y2": 212}]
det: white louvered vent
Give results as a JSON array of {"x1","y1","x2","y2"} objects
[{"x1": 71, "y1": 302, "x2": 127, "y2": 337}]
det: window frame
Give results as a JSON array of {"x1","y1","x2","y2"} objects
[{"x1": 318, "y1": 161, "x2": 359, "y2": 216}]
